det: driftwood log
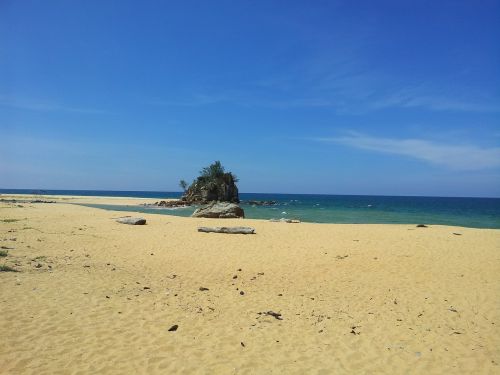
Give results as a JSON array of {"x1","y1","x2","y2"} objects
[
  {"x1": 116, "y1": 217, "x2": 147, "y2": 225},
  {"x1": 197, "y1": 226, "x2": 255, "y2": 234}
]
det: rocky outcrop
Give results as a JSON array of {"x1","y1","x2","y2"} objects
[
  {"x1": 182, "y1": 173, "x2": 239, "y2": 204},
  {"x1": 192, "y1": 202, "x2": 244, "y2": 218}
]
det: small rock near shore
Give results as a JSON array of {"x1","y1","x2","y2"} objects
[{"x1": 192, "y1": 202, "x2": 244, "y2": 218}]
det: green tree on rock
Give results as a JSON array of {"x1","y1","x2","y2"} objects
[{"x1": 182, "y1": 161, "x2": 240, "y2": 203}]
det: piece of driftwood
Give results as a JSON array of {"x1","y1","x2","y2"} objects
[
  {"x1": 197, "y1": 226, "x2": 255, "y2": 234},
  {"x1": 116, "y1": 217, "x2": 146, "y2": 225}
]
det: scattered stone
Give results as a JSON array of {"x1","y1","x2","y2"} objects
[
  {"x1": 416, "y1": 224, "x2": 428, "y2": 228},
  {"x1": 240, "y1": 291, "x2": 245, "y2": 295},
  {"x1": 150, "y1": 200, "x2": 192, "y2": 208},
  {"x1": 198, "y1": 226, "x2": 255, "y2": 234},
  {"x1": 232, "y1": 275, "x2": 238, "y2": 279},
  {"x1": 192, "y1": 202, "x2": 245, "y2": 218},
  {"x1": 453, "y1": 233, "x2": 462, "y2": 236},
  {"x1": 269, "y1": 218, "x2": 301, "y2": 223},
  {"x1": 259, "y1": 311, "x2": 283, "y2": 320},
  {"x1": 143, "y1": 286, "x2": 150, "y2": 290},
  {"x1": 199, "y1": 287, "x2": 209, "y2": 291},
  {"x1": 240, "y1": 342, "x2": 245, "y2": 347},
  {"x1": 116, "y1": 217, "x2": 146, "y2": 225},
  {"x1": 35, "y1": 263, "x2": 42, "y2": 268},
  {"x1": 168, "y1": 324, "x2": 179, "y2": 332}
]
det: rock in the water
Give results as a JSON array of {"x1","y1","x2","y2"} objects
[
  {"x1": 243, "y1": 200, "x2": 278, "y2": 206},
  {"x1": 198, "y1": 226, "x2": 255, "y2": 234},
  {"x1": 148, "y1": 200, "x2": 191, "y2": 208},
  {"x1": 116, "y1": 217, "x2": 147, "y2": 225},
  {"x1": 192, "y1": 202, "x2": 244, "y2": 218},
  {"x1": 182, "y1": 166, "x2": 240, "y2": 204}
]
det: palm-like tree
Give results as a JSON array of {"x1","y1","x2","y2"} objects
[
  {"x1": 179, "y1": 179, "x2": 188, "y2": 192},
  {"x1": 200, "y1": 160, "x2": 225, "y2": 181}
]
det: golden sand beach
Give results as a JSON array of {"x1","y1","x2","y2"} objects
[{"x1": 0, "y1": 196, "x2": 499, "y2": 374}]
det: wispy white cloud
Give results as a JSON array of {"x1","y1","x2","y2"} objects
[
  {"x1": 0, "y1": 95, "x2": 107, "y2": 114},
  {"x1": 370, "y1": 90, "x2": 500, "y2": 113},
  {"x1": 314, "y1": 133, "x2": 500, "y2": 170}
]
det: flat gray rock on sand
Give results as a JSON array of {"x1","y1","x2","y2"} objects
[
  {"x1": 198, "y1": 226, "x2": 255, "y2": 234},
  {"x1": 192, "y1": 202, "x2": 245, "y2": 218},
  {"x1": 116, "y1": 217, "x2": 147, "y2": 225}
]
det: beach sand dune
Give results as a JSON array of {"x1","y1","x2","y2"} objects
[{"x1": 0, "y1": 199, "x2": 499, "y2": 374}]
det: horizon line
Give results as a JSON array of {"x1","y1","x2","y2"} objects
[{"x1": 1, "y1": 188, "x2": 499, "y2": 200}]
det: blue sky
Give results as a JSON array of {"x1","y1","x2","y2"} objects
[{"x1": 1, "y1": 0, "x2": 499, "y2": 197}]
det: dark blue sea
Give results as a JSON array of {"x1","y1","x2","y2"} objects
[{"x1": 1, "y1": 189, "x2": 499, "y2": 229}]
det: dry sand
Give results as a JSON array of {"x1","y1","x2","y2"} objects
[{"x1": 0, "y1": 197, "x2": 499, "y2": 374}]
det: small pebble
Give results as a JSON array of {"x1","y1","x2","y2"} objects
[{"x1": 168, "y1": 324, "x2": 179, "y2": 332}]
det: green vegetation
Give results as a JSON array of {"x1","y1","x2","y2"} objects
[
  {"x1": 199, "y1": 160, "x2": 238, "y2": 183},
  {"x1": 0, "y1": 250, "x2": 8, "y2": 257},
  {"x1": 182, "y1": 161, "x2": 240, "y2": 203},
  {"x1": 179, "y1": 179, "x2": 188, "y2": 192},
  {"x1": 0, "y1": 264, "x2": 18, "y2": 272},
  {"x1": 1, "y1": 219, "x2": 20, "y2": 223}
]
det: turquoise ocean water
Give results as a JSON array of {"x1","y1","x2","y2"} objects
[{"x1": 1, "y1": 189, "x2": 499, "y2": 229}]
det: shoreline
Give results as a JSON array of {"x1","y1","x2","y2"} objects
[
  {"x1": 0, "y1": 194, "x2": 500, "y2": 230},
  {"x1": 2, "y1": 193, "x2": 499, "y2": 229},
  {"x1": 0, "y1": 193, "x2": 171, "y2": 206}
]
